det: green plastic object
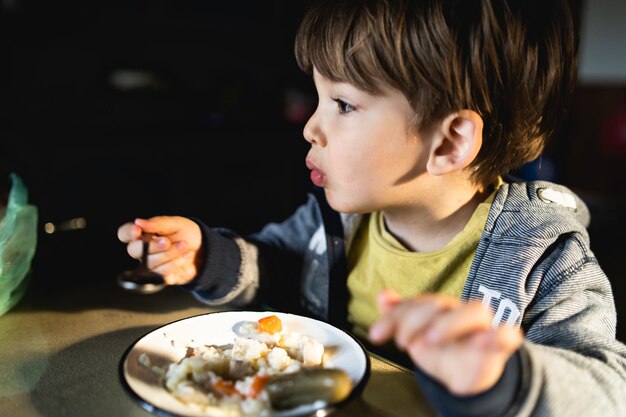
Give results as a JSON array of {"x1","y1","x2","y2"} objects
[{"x1": 0, "y1": 173, "x2": 38, "y2": 316}]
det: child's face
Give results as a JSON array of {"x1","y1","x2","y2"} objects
[{"x1": 304, "y1": 69, "x2": 431, "y2": 213}]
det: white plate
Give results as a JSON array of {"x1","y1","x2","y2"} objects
[{"x1": 120, "y1": 311, "x2": 370, "y2": 417}]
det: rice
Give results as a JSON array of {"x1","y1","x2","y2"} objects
[{"x1": 159, "y1": 317, "x2": 325, "y2": 416}]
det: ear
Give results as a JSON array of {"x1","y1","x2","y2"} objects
[{"x1": 426, "y1": 110, "x2": 483, "y2": 176}]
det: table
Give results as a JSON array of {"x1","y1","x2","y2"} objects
[{"x1": 0, "y1": 278, "x2": 435, "y2": 417}]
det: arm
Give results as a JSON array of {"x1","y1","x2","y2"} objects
[
  {"x1": 370, "y1": 250, "x2": 626, "y2": 417},
  {"x1": 511, "y1": 260, "x2": 626, "y2": 417},
  {"x1": 188, "y1": 193, "x2": 323, "y2": 311},
  {"x1": 369, "y1": 291, "x2": 524, "y2": 417}
]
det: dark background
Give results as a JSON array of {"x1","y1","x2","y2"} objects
[
  {"x1": 1, "y1": 1, "x2": 625, "y2": 339},
  {"x1": 1, "y1": 0, "x2": 318, "y2": 283}
]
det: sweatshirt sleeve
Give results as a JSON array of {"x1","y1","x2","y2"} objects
[
  {"x1": 181, "y1": 220, "x2": 246, "y2": 304},
  {"x1": 183, "y1": 194, "x2": 323, "y2": 310},
  {"x1": 414, "y1": 349, "x2": 524, "y2": 417},
  {"x1": 509, "y1": 260, "x2": 626, "y2": 417},
  {"x1": 453, "y1": 182, "x2": 626, "y2": 417},
  {"x1": 415, "y1": 256, "x2": 626, "y2": 417}
]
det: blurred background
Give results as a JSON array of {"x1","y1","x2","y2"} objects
[
  {"x1": 0, "y1": 0, "x2": 317, "y2": 283},
  {"x1": 1, "y1": 1, "x2": 625, "y2": 338}
]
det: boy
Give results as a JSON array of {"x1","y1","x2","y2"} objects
[{"x1": 117, "y1": 0, "x2": 626, "y2": 415}]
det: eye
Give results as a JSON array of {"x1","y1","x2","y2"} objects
[{"x1": 332, "y1": 98, "x2": 355, "y2": 114}]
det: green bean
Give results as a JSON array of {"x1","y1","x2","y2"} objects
[{"x1": 266, "y1": 368, "x2": 352, "y2": 410}]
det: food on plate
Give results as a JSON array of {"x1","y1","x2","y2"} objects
[
  {"x1": 265, "y1": 367, "x2": 351, "y2": 410},
  {"x1": 257, "y1": 315, "x2": 282, "y2": 334},
  {"x1": 147, "y1": 314, "x2": 352, "y2": 416}
]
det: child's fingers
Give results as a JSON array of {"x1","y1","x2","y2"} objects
[
  {"x1": 126, "y1": 239, "x2": 143, "y2": 260},
  {"x1": 135, "y1": 216, "x2": 184, "y2": 236},
  {"x1": 424, "y1": 302, "x2": 492, "y2": 344},
  {"x1": 144, "y1": 241, "x2": 189, "y2": 270},
  {"x1": 126, "y1": 234, "x2": 171, "y2": 260},
  {"x1": 153, "y1": 262, "x2": 180, "y2": 285},
  {"x1": 368, "y1": 313, "x2": 397, "y2": 344},
  {"x1": 376, "y1": 289, "x2": 402, "y2": 314},
  {"x1": 136, "y1": 216, "x2": 202, "y2": 250},
  {"x1": 154, "y1": 256, "x2": 196, "y2": 285},
  {"x1": 369, "y1": 295, "x2": 456, "y2": 347},
  {"x1": 368, "y1": 300, "x2": 415, "y2": 344},
  {"x1": 482, "y1": 325, "x2": 524, "y2": 353},
  {"x1": 394, "y1": 296, "x2": 457, "y2": 348},
  {"x1": 117, "y1": 223, "x2": 141, "y2": 243},
  {"x1": 178, "y1": 256, "x2": 199, "y2": 283},
  {"x1": 369, "y1": 290, "x2": 406, "y2": 344}
]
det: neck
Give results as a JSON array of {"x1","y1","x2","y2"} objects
[{"x1": 382, "y1": 175, "x2": 489, "y2": 252}]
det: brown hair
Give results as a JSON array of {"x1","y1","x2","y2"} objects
[{"x1": 295, "y1": 0, "x2": 579, "y2": 186}]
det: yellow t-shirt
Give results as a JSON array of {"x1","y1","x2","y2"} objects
[{"x1": 346, "y1": 190, "x2": 497, "y2": 337}]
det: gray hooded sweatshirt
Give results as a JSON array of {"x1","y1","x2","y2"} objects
[{"x1": 188, "y1": 180, "x2": 626, "y2": 417}]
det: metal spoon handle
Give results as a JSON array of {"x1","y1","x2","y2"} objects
[
  {"x1": 116, "y1": 232, "x2": 165, "y2": 294},
  {"x1": 141, "y1": 232, "x2": 154, "y2": 266}
]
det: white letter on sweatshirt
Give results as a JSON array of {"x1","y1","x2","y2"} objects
[
  {"x1": 493, "y1": 298, "x2": 521, "y2": 327},
  {"x1": 478, "y1": 285, "x2": 501, "y2": 309},
  {"x1": 478, "y1": 285, "x2": 521, "y2": 327}
]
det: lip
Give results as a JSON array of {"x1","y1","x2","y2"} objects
[
  {"x1": 305, "y1": 158, "x2": 326, "y2": 187},
  {"x1": 305, "y1": 158, "x2": 319, "y2": 171}
]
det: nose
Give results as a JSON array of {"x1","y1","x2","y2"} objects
[{"x1": 303, "y1": 109, "x2": 324, "y2": 146}]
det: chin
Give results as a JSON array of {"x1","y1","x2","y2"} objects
[{"x1": 324, "y1": 190, "x2": 370, "y2": 214}]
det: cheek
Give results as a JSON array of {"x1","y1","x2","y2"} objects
[
  {"x1": 330, "y1": 144, "x2": 376, "y2": 184},
  {"x1": 330, "y1": 151, "x2": 419, "y2": 212},
  {"x1": 326, "y1": 145, "x2": 389, "y2": 210}
]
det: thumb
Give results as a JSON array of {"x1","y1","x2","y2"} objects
[{"x1": 135, "y1": 216, "x2": 182, "y2": 235}]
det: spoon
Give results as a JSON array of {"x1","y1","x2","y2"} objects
[{"x1": 117, "y1": 232, "x2": 166, "y2": 294}]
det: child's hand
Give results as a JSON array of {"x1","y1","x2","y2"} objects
[
  {"x1": 368, "y1": 289, "x2": 523, "y2": 396},
  {"x1": 117, "y1": 216, "x2": 202, "y2": 285}
]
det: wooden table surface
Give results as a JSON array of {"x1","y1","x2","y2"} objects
[{"x1": 0, "y1": 278, "x2": 435, "y2": 417}]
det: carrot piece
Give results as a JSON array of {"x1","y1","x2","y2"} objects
[
  {"x1": 213, "y1": 379, "x2": 239, "y2": 396},
  {"x1": 257, "y1": 315, "x2": 282, "y2": 334},
  {"x1": 249, "y1": 375, "x2": 270, "y2": 398}
]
